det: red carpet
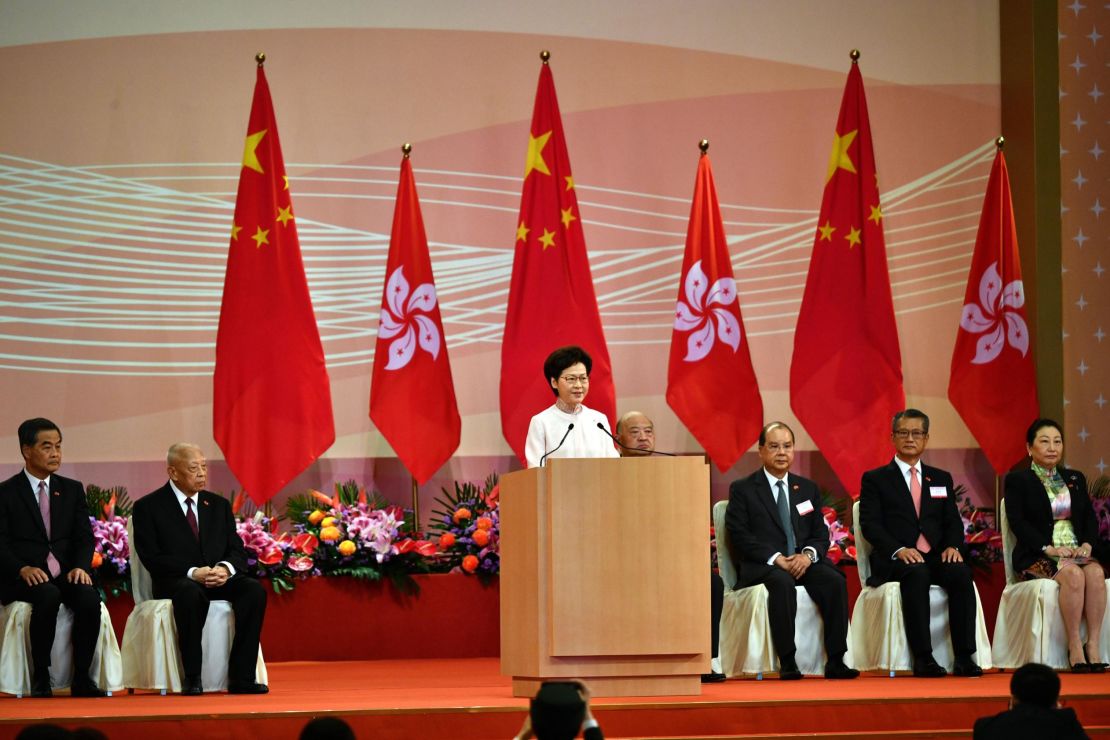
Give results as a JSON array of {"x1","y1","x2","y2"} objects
[{"x1": 2, "y1": 659, "x2": 1108, "y2": 739}]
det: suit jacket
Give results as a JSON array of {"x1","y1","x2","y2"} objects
[
  {"x1": 859, "y1": 460, "x2": 964, "y2": 585},
  {"x1": 1004, "y1": 466, "x2": 1098, "y2": 574},
  {"x1": 132, "y1": 483, "x2": 248, "y2": 587},
  {"x1": 0, "y1": 471, "x2": 94, "y2": 600},
  {"x1": 725, "y1": 469, "x2": 831, "y2": 587},
  {"x1": 972, "y1": 703, "x2": 1088, "y2": 740}
]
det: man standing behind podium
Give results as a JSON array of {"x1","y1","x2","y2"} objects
[
  {"x1": 859, "y1": 409, "x2": 981, "y2": 678},
  {"x1": 725, "y1": 421, "x2": 857, "y2": 680},
  {"x1": 0, "y1": 418, "x2": 106, "y2": 697},
  {"x1": 132, "y1": 443, "x2": 267, "y2": 695}
]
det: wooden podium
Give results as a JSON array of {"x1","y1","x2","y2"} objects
[{"x1": 499, "y1": 456, "x2": 711, "y2": 697}]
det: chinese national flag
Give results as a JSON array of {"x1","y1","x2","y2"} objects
[
  {"x1": 667, "y1": 148, "x2": 763, "y2": 471},
  {"x1": 948, "y1": 147, "x2": 1039, "y2": 474},
  {"x1": 790, "y1": 61, "x2": 905, "y2": 497},
  {"x1": 370, "y1": 152, "x2": 461, "y2": 484},
  {"x1": 214, "y1": 64, "x2": 335, "y2": 505},
  {"x1": 500, "y1": 59, "x2": 616, "y2": 463}
]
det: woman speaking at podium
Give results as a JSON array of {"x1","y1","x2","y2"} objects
[{"x1": 524, "y1": 346, "x2": 620, "y2": 468}]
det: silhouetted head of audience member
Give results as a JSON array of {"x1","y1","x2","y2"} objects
[
  {"x1": 16, "y1": 726, "x2": 74, "y2": 740},
  {"x1": 530, "y1": 681, "x2": 586, "y2": 740},
  {"x1": 1010, "y1": 662, "x2": 1061, "y2": 709},
  {"x1": 300, "y1": 716, "x2": 356, "y2": 740}
]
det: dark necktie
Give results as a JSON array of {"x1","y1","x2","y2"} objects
[
  {"x1": 185, "y1": 497, "x2": 199, "y2": 540},
  {"x1": 38, "y1": 481, "x2": 61, "y2": 578},
  {"x1": 776, "y1": 480, "x2": 796, "y2": 555}
]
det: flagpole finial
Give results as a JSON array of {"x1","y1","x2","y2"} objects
[
  {"x1": 849, "y1": 49, "x2": 860, "y2": 64},
  {"x1": 255, "y1": 52, "x2": 266, "y2": 67},
  {"x1": 699, "y1": 139, "x2": 710, "y2": 155},
  {"x1": 540, "y1": 50, "x2": 551, "y2": 65},
  {"x1": 995, "y1": 136, "x2": 1005, "y2": 150},
  {"x1": 402, "y1": 142, "x2": 412, "y2": 159}
]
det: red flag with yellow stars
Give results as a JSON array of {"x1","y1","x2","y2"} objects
[
  {"x1": 370, "y1": 149, "x2": 461, "y2": 484},
  {"x1": 499, "y1": 56, "x2": 615, "y2": 463},
  {"x1": 666, "y1": 145, "x2": 763, "y2": 471},
  {"x1": 948, "y1": 146, "x2": 1039, "y2": 474},
  {"x1": 214, "y1": 61, "x2": 335, "y2": 505},
  {"x1": 790, "y1": 57, "x2": 904, "y2": 497}
]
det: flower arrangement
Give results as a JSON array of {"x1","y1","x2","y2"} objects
[
  {"x1": 85, "y1": 485, "x2": 132, "y2": 598},
  {"x1": 819, "y1": 491, "x2": 856, "y2": 564},
  {"x1": 428, "y1": 474, "x2": 500, "y2": 578},
  {"x1": 955, "y1": 484, "x2": 1003, "y2": 570}
]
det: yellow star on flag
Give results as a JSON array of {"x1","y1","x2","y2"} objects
[
  {"x1": 252, "y1": 225, "x2": 270, "y2": 249},
  {"x1": 231, "y1": 222, "x2": 242, "y2": 241},
  {"x1": 561, "y1": 207, "x2": 577, "y2": 229},
  {"x1": 524, "y1": 131, "x2": 552, "y2": 177},
  {"x1": 242, "y1": 129, "x2": 267, "y2": 174},
  {"x1": 825, "y1": 129, "x2": 858, "y2": 183},
  {"x1": 516, "y1": 221, "x2": 530, "y2": 242},
  {"x1": 538, "y1": 228, "x2": 556, "y2": 250},
  {"x1": 868, "y1": 204, "x2": 883, "y2": 224},
  {"x1": 564, "y1": 175, "x2": 575, "y2": 191},
  {"x1": 845, "y1": 226, "x2": 861, "y2": 248},
  {"x1": 818, "y1": 221, "x2": 836, "y2": 241},
  {"x1": 282, "y1": 175, "x2": 289, "y2": 191},
  {"x1": 276, "y1": 205, "x2": 294, "y2": 227}
]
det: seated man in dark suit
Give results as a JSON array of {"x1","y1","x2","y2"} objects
[
  {"x1": 132, "y1": 442, "x2": 267, "y2": 695},
  {"x1": 725, "y1": 421, "x2": 857, "y2": 680},
  {"x1": 973, "y1": 662, "x2": 1088, "y2": 739},
  {"x1": 0, "y1": 418, "x2": 106, "y2": 697},
  {"x1": 859, "y1": 408, "x2": 981, "y2": 677}
]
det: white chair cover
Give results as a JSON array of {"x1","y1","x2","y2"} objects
[
  {"x1": 713, "y1": 500, "x2": 849, "y2": 677},
  {"x1": 0, "y1": 598, "x2": 123, "y2": 697},
  {"x1": 991, "y1": 500, "x2": 1110, "y2": 669},
  {"x1": 850, "y1": 501, "x2": 992, "y2": 672},
  {"x1": 121, "y1": 518, "x2": 267, "y2": 692}
]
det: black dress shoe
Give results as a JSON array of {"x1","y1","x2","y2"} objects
[
  {"x1": 181, "y1": 676, "x2": 203, "y2": 696},
  {"x1": 227, "y1": 682, "x2": 269, "y2": 694},
  {"x1": 952, "y1": 658, "x2": 982, "y2": 677},
  {"x1": 778, "y1": 658, "x2": 803, "y2": 681},
  {"x1": 1083, "y1": 646, "x2": 1108, "y2": 673},
  {"x1": 700, "y1": 672, "x2": 727, "y2": 683},
  {"x1": 70, "y1": 678, "x2": 107, "y2": 697},
  {"x1": 824, "y1": 660, "x2": 860, "y2": 679},
  {"x1": 30, "y1": 677, "x2": 52, "y2": 698},
  {"x1": 912, "y1": 658, "x2": 947, "y2": 678}
]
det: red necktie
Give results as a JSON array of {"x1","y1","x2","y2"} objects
[
  {"x1": 185, "y1": 497, "x2": 199, "y2": 540},
  {"x1": 909, "y1": 467, "x2": 931, "y2": 553},
  {"x1": 38, "y1": 481, "x2": 61, "y2": 578}
]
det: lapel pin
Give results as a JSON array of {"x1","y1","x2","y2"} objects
[
  {"x1": 792, "y1": 484, "x2": 800, "y2": 491},
  {"x1": 925, "y1": 476, "x2": 932, "y2": 483}
]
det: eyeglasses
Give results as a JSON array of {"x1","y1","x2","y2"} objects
[
  {"x1": 560, "y1": 375, "x2": 590, "y2": 385},
  {"x1": 765, "y1": 443, "x2": 793, "y2": 452},
  {"x1": 893, "y1": 430, "x2": 927, "y2": 439}
]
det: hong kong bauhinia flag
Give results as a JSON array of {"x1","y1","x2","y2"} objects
[
  {"x1": 667, "y1": 146, "x2": 762, "y2": 471},
  {"x1": 370, "y1": 150, "x2": 461, "y2": 484},
  {"x1": 790, "y1": 58, "x2": 905, "y2": 496},
  {"x1": 948, "y1": 145, "x2": 1039, "y2": 474},
  {"x1": 214, "y1": 60, "x2": 335, "y2": 505},
  {"x1": 500, "y1": 55, "x2": 615, "y2": 462}
]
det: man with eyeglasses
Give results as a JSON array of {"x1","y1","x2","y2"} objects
[
  {"x1": 725, "y1": 421, "x2": 858, "y2": 680},
  {"x1": 859, "y1": 409, "x2": 981, "y2": 678}
]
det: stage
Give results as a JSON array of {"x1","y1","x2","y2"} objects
[{"x1": 1, "y1": 658, "x2": 1108, "y2": 739}]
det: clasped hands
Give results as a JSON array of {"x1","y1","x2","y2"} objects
[
  {"x1": 1045, "y1": 544, "x2": 1091, "y2": 560},
  {"x1": 192, "y1": 564, "x2": 231, "y2": 587},
  {"x1": 895, "y1": 546, "x2": 962, "y2": 564},
  {"x1": 19, "y1": 566, "x2": 91, "y2": 587},
  {"x1": 774, "y1": 553, "x2": 813, "y2": 579}
]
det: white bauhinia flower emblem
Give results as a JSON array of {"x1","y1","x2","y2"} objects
[
  {"x1": 377, "y1": 266, "x2": 441, "y2": 370},
  {"x1": 959, "y1": 261, "x2": 1029, "y2": 364},
  {"x1": 673, "y1": 259, "x2": 742, "y2": 362}
]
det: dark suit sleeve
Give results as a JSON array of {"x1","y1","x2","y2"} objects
[
  {"x1": 215, "y1": 496, "x2": 249, "y2": 575},
  {"x1": 133, "y1": 492, "x2": 196, "y2": 579},
  {"x1": 936, "y1": 470, "x2": 966, "y2": 552},
  {"x1": 65, "y1": 478, "x2": 96, "y2": 572},
  {"x1": 797, "y1": 480, "x2": 830, "y2": 558},
  {"x1": 859, "y1": 470, "x2": 901, "y2": 560},
  {"x1": 1067, "y1": 471, "x2": 1099, "y2": 546},
  {"x1": 0, "y1": 478, "x2": 25, "y2": 580},
  {"x1": 726, "y1": 477, "x2": 776, "y2": 565},
  {"x1": 1004, "y1": 471, "x2": 1050, "y2": 555}
]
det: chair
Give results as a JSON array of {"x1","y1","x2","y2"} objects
[
  {"x1": 0, "y1": 593, "x2": 123, "y2": 697},
  {"x1": 712, "y1": 500, "x2": 850, "y2": 678},
  {"x1": 120, "y1": 519, "x2": 267, "y2": 693},
  {"x1": 992, "y1": 500, "x2": 1110, "y2": 669},
  {"x1": 850, "y1": 501, "x2": 992, "y2": 675}
]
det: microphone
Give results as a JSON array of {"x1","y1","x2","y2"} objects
[
  {"x1": 596, "y1": 422, "x2": 678, "y2": 456},
  {"x1": 539, "y1": 423, "x2": 574, "y2": 467}
]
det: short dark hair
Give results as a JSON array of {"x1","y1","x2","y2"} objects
[
  {"x1": 892, "y1": 409, "x2": 929, "y2": 435},
  {"x1": 1010, "y1": 662, "x2": 1060, "y2": 708},
  {"x1": 299, "y1": 717, "x2": 355, "y2": 740},
  {"x1": 17, "y1": 418, "x2": 61, "y2": 449},
  {"x1": 1026, "y1": 418, "x2": 1062, "y2": 446},
  {"x1": 543, "y1": 346, "x2": 592, "y2": 397},
  {"x1": 758, "y1": 421, "x2": 795, "y2": 447},
  {"x1": 530, "y1": 682, "x2": 586, "y2": 740}
]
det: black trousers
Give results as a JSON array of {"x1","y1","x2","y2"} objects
[
  {"x1": 741, "y1": 561, "x2": 849, "y2": 662},
  {"x1": 888, "y1": 554, "x2": 977, "y2": 660},
  {"x1": 153, "y1": 576, "x2": 267, "y2": 684},
  {"x1": 7, "y1": 577, "x2": 102, "y2": 679}
]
